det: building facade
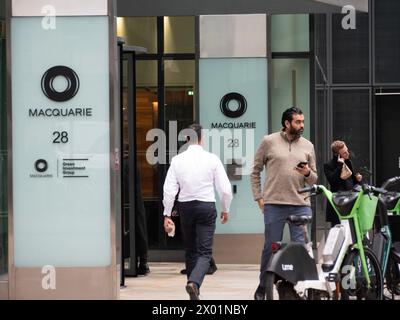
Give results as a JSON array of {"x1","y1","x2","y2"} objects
[{"x1": 1, "y1": 0, "x2": 399, "y2": 299}]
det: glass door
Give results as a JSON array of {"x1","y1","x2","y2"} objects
[
  {"x1": 118, "y1": 16, "x2": 195, "y2": 257},
  {"x1": 0, "y1": 10, "x2": 7, "y2": 279},
  {"x1": 121, "y1": 50, "x2": 137, "y2": 278}
]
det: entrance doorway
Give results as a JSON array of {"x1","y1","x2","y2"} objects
[
  {"x1": 118, "y1": 17, "x2": 196, "y2": 263},
  {"x1": 375, "y1": 90, "x2": 400, "y2": 186}
]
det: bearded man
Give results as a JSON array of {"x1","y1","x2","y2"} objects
[{"x1": 250, "y1": 106, "x2": 318, "y2": 300}]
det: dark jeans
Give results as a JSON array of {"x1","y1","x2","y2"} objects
[
  {"x1": 259, "y1": 204, "x2": 312, "y2": 288},
  {"x1": 179, "y1": 201, "x2": 217, "y2": 288}
]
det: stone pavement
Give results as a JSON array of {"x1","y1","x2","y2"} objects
[{"x1": 120, "y1": 262, "x2": 260, "y2": 300}]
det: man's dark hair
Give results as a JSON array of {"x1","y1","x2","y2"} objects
[
  {"x1": 281, "y1": 106, "x2": 303, "y2": 129},
  {"x1": 187, "y1": 123, "x2": 203, "y2": 143}
]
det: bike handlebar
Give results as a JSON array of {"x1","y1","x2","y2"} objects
[
  {"x1": 362, "y1": 184, "x2": 387, "y2": 195},
  {"x1": 297, "y1": 183, "x2": 387, "y2": 196},
  {"x1": 297, "y1": 185, "x2": 317, "y2": 194},
  {"x1": 381, "y1": 176, "x2": 400, "y2": 190}
]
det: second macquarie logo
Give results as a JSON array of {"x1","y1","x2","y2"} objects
[
  {"x1": 210, "y1": 92, "x2": 256, "y2": 129},
  {"x1": 30, "y1": 159, "x2": 53, "y2": 178}
]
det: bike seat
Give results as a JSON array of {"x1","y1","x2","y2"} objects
[
  {"x1": 333, "y1": 191, "x2": 358, "y2": 215},
  {"x1": 381, "y1": 192, "x2": 400, "y2": 210},
  {"x1": 286, "y1": 215, "x2": 312, "y2": 226}
]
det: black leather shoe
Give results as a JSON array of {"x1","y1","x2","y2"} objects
[
  {"x1": 186, "y1": 282, "x2": 200, "y2": 300},
  {"x1": 254, "y1": 291, "x2": 266, "y2": 300},
  {"x1": 254, "y1": 285, "x2": 266, "y2": 300},
  {"x1": 137, "y1": 263, "x2": 150, "y2": 275},
  {"x1": 181, "y1": 264, "x2": 217, "y2": 275},
  {"x1": 206, "y1": 263, "x2": 217, "y2": 275}
]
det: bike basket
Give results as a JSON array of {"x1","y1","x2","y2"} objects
[
  {"x1": 358, "y1": 195, "x2": 378, "y2": 234},
  {"x1": 389, "y1": 215, "x2": 400, "y2": 242}
]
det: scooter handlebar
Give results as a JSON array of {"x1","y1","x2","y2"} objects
[
  {"x1": 298, "y1": 185, "x2": 317, "y2": 194},
  {"x1": 362, "y1": 184, "x2": 387, "y2": 195},
  {"x1": 372, "y1": 187, "x2": 388, "y2": 195},
  {"x1": 381, "y1": 176, "x2": 400, "y2": 190}
]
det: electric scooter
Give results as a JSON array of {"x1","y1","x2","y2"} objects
[
  {"x1": 372, "y1": 176, "x2": 400, "y2": 298},
  {"x1": 265, "y1": 183, "x2": 384, "y2": 300}
]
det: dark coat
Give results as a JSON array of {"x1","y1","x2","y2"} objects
[{"x1": 323, "y1": 156, "x2": 359, "y2": 224}]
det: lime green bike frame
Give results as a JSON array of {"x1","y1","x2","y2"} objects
[{"x1": 317, "y1": 185, "x2": 379, "y2": 288}]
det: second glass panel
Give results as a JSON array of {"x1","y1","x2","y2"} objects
[
  {"x1": 271, "y1": 14, "x2": 309, "y2": 52},
  {"x1": 164, "y1": 17, "x2": 195, "y2": 54},
  {"x1": 117, "y1": 17, "x2": 157, "y2": 53},
  {"x1": 164, "y1": 60, "x2": 195, "y2": 144},
  {"x1": 271, "y1": 59, "x2": 310, "y2": 139},
  {"x1": 135, "y1": 60, "x2": 159, "y2": 248}
]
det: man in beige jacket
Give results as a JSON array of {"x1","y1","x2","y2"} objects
[{"x1": 250, "y1": 107, "x2": 318, "y2": 300}]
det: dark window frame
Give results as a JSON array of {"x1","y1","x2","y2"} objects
[{"x1": 134, "y1": 16, "x2": 196, "y2": 250}]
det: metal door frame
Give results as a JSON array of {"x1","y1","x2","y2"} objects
[{"x1": 120, "y1": 44, "x2": 147, "y2": 282}]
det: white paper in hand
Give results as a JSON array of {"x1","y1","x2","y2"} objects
[{"x1": 167, "y1": 221, "x2": 175, "y2": 237}]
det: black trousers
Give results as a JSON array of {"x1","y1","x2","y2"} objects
[{"x1": 179, "y1": 201, "x2": 217, "y2": 288}]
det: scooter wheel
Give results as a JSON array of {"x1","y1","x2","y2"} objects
[
  {"x1": 265, "y1": 272, "x2": 299, "y2": 300},
  {"x1": 340, "y1": 247, "x2": 383, "y2": 300}
]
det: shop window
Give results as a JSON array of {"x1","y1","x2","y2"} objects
[
  {"x1": 332, "y1": 89, "x2": 370, "y2": 177},
  {"x1": 271, "y1": 14, "x2": 309, "y2": 52},
  {"x1": 332, "y1": 13, "x2": 369, "y2": 84},
  {"x1": 375, "y1": 0, "x2": 400, "y2": 83},
  {"x1": 164, "y1": 17, "x2": 195, "y2": 54},
  {"x1": 117, "y1": 17, "x2": 157, "y2": 53},
  {"x1": 271, "y1": 59, "x2": 310, "y2": 139},
  {"x1": 315, "y1": 14, "x2": 327, "y2": 85}
]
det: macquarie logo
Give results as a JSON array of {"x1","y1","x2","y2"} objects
[
  {"x1": 30, "y1": 159, "x2": 53, "y2": 178},
  {"x1": 35, "y1": 159, "x2": 48, "y2": 173},
  {"x1": 41, "y1": 66, "x2": 80, "y2": 102},
  {"x1": 220, "y1": 92, "x2": 247, "y2": 118},
  {"x1": 211, "y1": 92, "x2": 256, "y2": 129},
  {"x1": 29, "y1": 65, "x2": 93, "y2": 118}
]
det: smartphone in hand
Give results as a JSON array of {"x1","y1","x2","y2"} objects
[{"x1": 297, "y1": 161, "x2": 308, "y2": 168}]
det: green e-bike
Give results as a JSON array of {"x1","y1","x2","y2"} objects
[
  {"x1": 265, "y1": 183, "x2": 384, "y2": 300},
  {"x1": 371, "y1": 177, "x2": 400, "y2": 298}
]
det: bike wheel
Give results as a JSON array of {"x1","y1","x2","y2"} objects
[
  {"x1": 265, "y1": 272, "x2": 299, "y2": 300},
  {"x1": 341, "y1": 247, "x2": 383, "y2": 300},
  {"x1": 385, "y1": 253, "x2": 400, "y2": 296},
  {"x1": 305, "y1": 289, "x2": 333, "y2": 300}
]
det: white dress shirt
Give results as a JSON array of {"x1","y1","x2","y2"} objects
[{"x1": 163, "y1": 144, "x2": 233, "y2": 217}]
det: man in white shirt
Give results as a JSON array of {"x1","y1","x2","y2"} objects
[{"x1": 163, "y1": 123, "x2": 233, "y2": 300}]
